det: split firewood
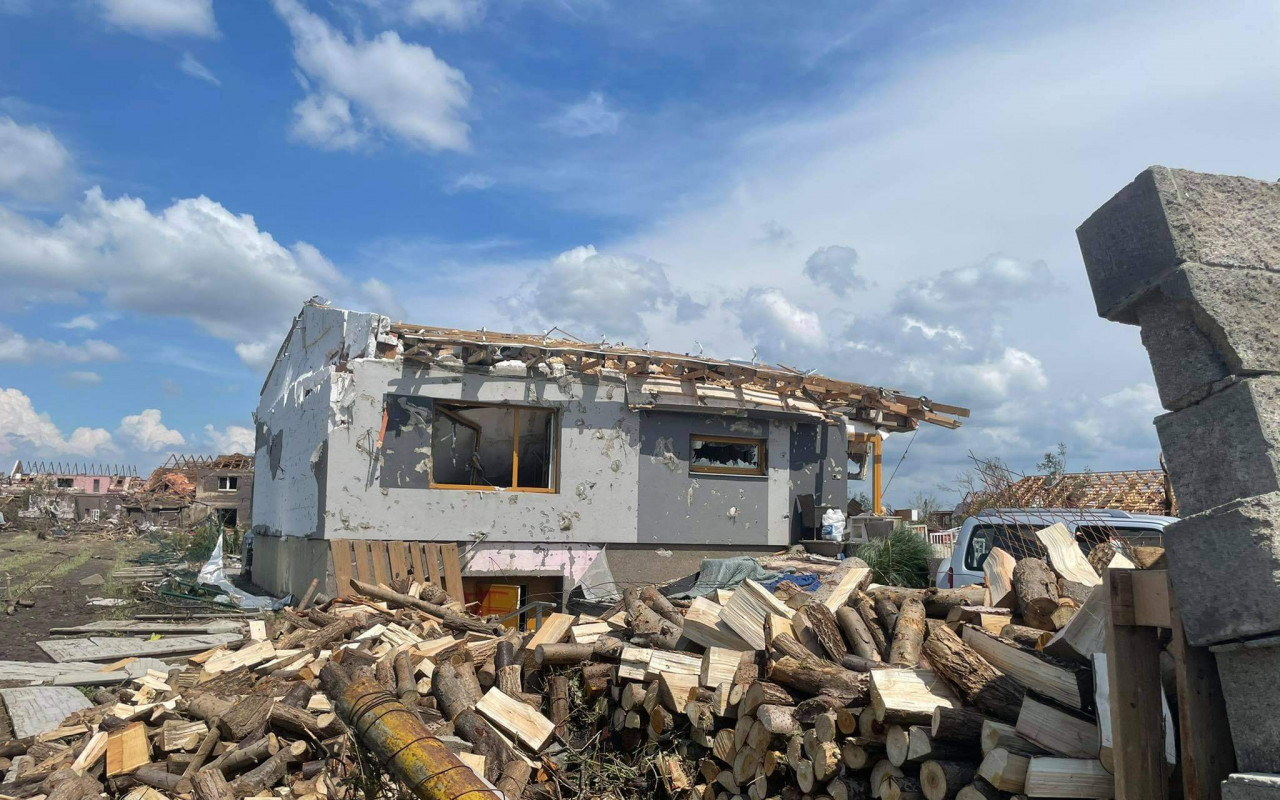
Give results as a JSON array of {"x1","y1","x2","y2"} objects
[
  {"x1": 797, "y1": 603, "x2": 849, "y2": 663},
  {"x1": 853, "y1": 593, "x2": 890, "y2": 659},
  {"x1": 921, "y1": 621, "x2": 1024, "y2": 723}
]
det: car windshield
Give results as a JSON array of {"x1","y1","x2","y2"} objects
[{"x1": 963, "y1": 520, "x2": 1164, "y2": 571}]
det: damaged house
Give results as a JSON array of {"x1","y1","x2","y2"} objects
[
  {"x1": 122, "y1": 454, "x2": 255, "y2": 528},
  {"x1": 249, "y1": 303, "x2": 966, "y2": 609},
  {"x1": 5, "y1": 461, "x2": 140, "y2": 521}
]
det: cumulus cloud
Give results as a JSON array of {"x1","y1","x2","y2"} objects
[
  {"x1": 58, "y1": 315, "x2": 99, "y2": 331},
  {"x1": 0, "y1": 116, "x2": 72, "y2": 203},
  {"x1": 64, "y1": 371, "x2": 103, "y2": 385},
  {"x1": 891, "y1": 254, "x2": 1054, "y2": 320},
  {"x1": 95, "y1": 0, "x2": 218, "y2": 38},
  {"x1": 274, "y1": 0, "x2": 470, "y2": 151},
  {"x1": 501, "y1": 245, "x2": 697, "y2": 341},
  {"x1": 1071, "y1": 383, "x2": 1163, "y2": 451},
  {"x1": 0, "y1": 387, "x2": 115, "y2": 456},
  {"x1": 0, "y1": 325, "x2": 124, "y2": 364},
  {"x1": 361, "y1": 0, "x2": 485, "y2": 29},
  {"x1": 447, "y1": 172, "x2": 495, "y2": 192},
  {"x1": 178, "y1": 52, "x2": 220, "y2": 86},
  {"x1": 547, "y1": 92, "x2": 622, "y2": 138},
  {"x1": 118, "y1": 408, "x2": 185, "y2": 451},
  {"x1": 726, "y1": 287, "x2": 824, "y2": 362},
  {"x1": 204, "y1": 423, "x2": 255, "y2": 454},
  {"x1": 804, "y1": 245, "x2": 865, "y2": 296},
  {"x1": 0, "y1": 187, "x2": 340, "y2": 366}
]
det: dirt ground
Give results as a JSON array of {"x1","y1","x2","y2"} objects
[{"x1": 0, "y1": 528, "x2": 154, "y2": 661}]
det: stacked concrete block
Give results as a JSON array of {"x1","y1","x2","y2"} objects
[
  {"x1": 1077, "y1": 165, "x2": 1280, "y2": 777},
  {"x1": 1224, "y1": 773, "x2": 1280, "y2": 800}
]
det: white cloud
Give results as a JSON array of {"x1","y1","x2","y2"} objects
[
  {"x1": 364, "y1": 0, "x2": 485, "y2": 29},
  {"x1": 204, "y1": 423, "x2": 255, "y2": 454},
  {"x1": 118, "y1": 408, "x2": 185, "y2": 451},
  {"x1": 0, "y1": 387, "x2": 114, "y2": 456},
  {"x1": 547, "y1": 92, "x2": 622, "y2": 138},
  {"x1": 58, "y1": 314, "x2": 99, "y2": 330},
  {"x1": 727, "y1": 287, "x2": 824, "y2": 361},
  {"x1": 0, "y1": 325, "x2": 124, "y2": 364},
  {"x1": 360, "y1": 277, "x2": 408, "y2": 322},
  {"x1": 892, "y1": 254, "x2": 1054, "y2": 320},
  {"x1": 804, "y1": 245, "x2": 865, "y2": 296},
  {"x1": 178, "y1": 52, "x2": 220, "y2": 86},
  {"x1": 0, "y1": 116, "x2": 72, "y2": 203},
  {"x1": 1071, "y1": 383, "x2": 1163, "y2": 451},
  {"x1": 64, "y1": 371, "x2": 103, "y2": 385},
  {"x1": 274, "y1": 0, "x2": 471, "y2": 151},
  {"x1": 447, "y1": 172, "x2": 495, "y2": 192},
  {"x1": 949, "y1": 347, "x2": 1048, "y2": 398},
  {"x1": 96, "y1": 0, "x2": 217, "y2": 38},
  {"x1": 0, "y1": 187, "x2": 341, "y2": 367}
]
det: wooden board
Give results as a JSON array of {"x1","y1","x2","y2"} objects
[
  {"x1": 106, "y1": 722, "x2": 150, "y2": 777},
  {"x1": 683, "y1": 597, "x2": 752, "y2": 651},
  {"x1": 387, "y1": 542, "x2": 411, "y2": 583},
  {"x1": 1167, "y1": 588, "x2": 1235, "y2": 800},
  {"x1": 439, "y1": 544, "x2": 465, "y2": 599},
  {"x1": 719, "y1": 579, "x2": 794, "y2": 651},
  {"x1": 1023, "y1": 757, "x2": 1114, "y2": 798},
  {"x1": 330, "y1": 539, "x2": 355, "y2": 597},
  {"x1": 983, "y1": 547, "x2": 1017, "y2": 608},
  {"x1": 248, "y1": 620, "x2": 268, "y2": 641},
  {"x1": 870, "y1": 669, "x2": 961, "y2": 725},
  {"x1": 961, "y1": 626, "x2": 1085, "y2": 710},
  {"x1": 1035, "y1": 523, "x2": 1100, "y2": 587},
  {"x1": 410, "y1": 543, "x2": 428, "y2": 586},
  {"x1": 1015, "y1": 695, "x2": 1099, "y2": 758},
  {"x1": 525, "y1": 613, "x2": 576, "y2": 651},
  {"x1": 422, "y1": 543, "x2": 443, "y2": 587},
  {"x1": 352, "y1": 541, "x2": 374, "y2": 584},
  {"x1": 369, "y1": 541, "x2": 392, "y2": 585},
  {"x1": 1130, "y1": 570, "x2": 1171, "y2": 628},
  {"x1": 1104, "y1": 568, "x2": 1166, "y2": 799},
  {"x1": 817, "y1": 566, "x2": 872, "y2": 612},
  {"x1": 476, "y1": 688, "x2": 556, "y2": 752}
]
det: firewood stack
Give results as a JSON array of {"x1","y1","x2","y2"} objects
[{"x1": 0, "y1": 533, "x2": 1159, "y2": 800}]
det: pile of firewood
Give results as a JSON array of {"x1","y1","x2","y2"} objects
[{"x1": 0, "y1": 528, "x2": 1159, "y2": 800}]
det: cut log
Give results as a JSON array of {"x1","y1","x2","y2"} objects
[
  {"x1": 837, "y1": 606, "x2": 883, "y2": 663},
  {"x1": 659, "y1": 672, "x2": 700, "y2": 713},
  {"x1": 548, "y1": 674, "x2": 569, "y2": 738},
  {"x1": 453, "y1": 710, "x2": 521, "y2": 781},
  {"x1": 475, "y1": 688, "x2": 556, "y2": 752},
  {"x1": 768, "y1": 656, "x2": 868, "y2": 702},
  {"x1": 105, "y1": 722, "x2": 150, "y2": 778},
  {"x1": 855, "y1": 593, "x2": 891, "y2": 659},
  {"x1": 960, "y1": 627, "x2": 1087, "y2": 710},
  {"x1": 206, "y1": 734, "x2": 278, "y2": 775},
  {"x1": 829, "y1": 774, "x2": 872, "y2": 800},
  {"x1": 1041, "y1": 583, "x2": 1107, "y2": 664},
  {"x1": 842, "y1": 737, "x2": 884, "y2": 770},
  {"x1": 980, "y1": 719, "x2": 1048, "y2": 757},
  {"x1": 815, "y1": 565, "x2": 872, "y2": 611},
  {"x1": 921, "y1": 620, "x2": 1024, "y2": 723},
  {"x1": 874, "y1": 595, "x2": 900, "y2": 637},
  {"x1": 886, "y1": 774, "x2": 923, "y2": 800},
  {"x1": 496, "y1": 759, "x2": 531, "y2": 800},
  {"x1": 394, "y1": 650, "x2": 419, "y2": 704},
  {"x1": 269, "y1": 704, "x2": 341, "y2": 740},
  {"x1": 755, "y1": 705, "x2": 801, "y2": 736},
  {"x1": 920, "y1": 759, "x2": 977, "y2": 800},
  {"x1": 904, "y1": 726, "x2": 979, "y2": 764},
  {"x1": 525, "y1": 613, "x2": 576, "y2": 652},
  {"x1": 700, "y1": 646, "x2": 740, "y2": 689},
  {"x1": 1034, "y1": 524, "x2": 1101, "y2": 587},
  {"x1": 1023, "y1": 757, "x2": 1114, "y2": 798},
  {"x1": 1014, "y1": 695, "x2": 1099, "y2": 759},
  {"x1": 683, "y1": 597, "x2": 753, "y2": 651},
  {"x1": 640, "y1": 586, "x2": 686, "y2": 628},
  {"x1": 868, "y1": 586, "x2": 986, "y2": 617},
  {"x1": 890, "y1": 598, "x2": 927, "y2": 667},
  {"x1": 625, "y1": 589, "x2": 681, "y2": 649},
  {"x1": 191, "y1": 768, "x2": 235, "y2": 800},
  {"x1": 982, "y1": 548, "x2": 1017, "y2": 608},
  {"x1": 719, "y1": 580, "x2": 795, "y2": 651},
  {"x1": 886, "y1": 725, "x2": 911, "y2": 767},
  {"x1": 739, "y1": 681, "x2": 798, "y2": 716},
  {"x1": 799, "y1": 603, "x2": 849, "y2": 663},
  {"x1": 1011, "y1": 559, "x2": 1059, "y2": 618},
  {"x1": 1001, "y1": 624, "x2": 1052, "y2": 649},
  {"x1": 954, "y1": 779, "x2": 1001, "y2": 800},
  {"x1": 870, "y1": 669, "x2": 960, "y2": 726},
  {"x1": 976, "y1": 748, "x2": 1028, "y2": 793},
  {"x1": 870, "y1": 759, "x2": 905, "y2": 799},
  {"x1": 217, "y1": 695, "x2": 274, "y2": 741},
  {"x1": 228, "y1": 741, "x2": 306, "y2": 797},
  {"x1": 350, "y1": 579, "x2": 502, "y2": 634},
  {"x1": 930, "y1": 707, "x2": 989, "y2": 745}
]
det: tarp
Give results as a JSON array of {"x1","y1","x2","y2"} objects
[
  {"x1": 199, "y1": 533, "x2": 287, "y2": 610},
  {"x1": 670, "y1": 556, "x2": 781, "y2": 599}
]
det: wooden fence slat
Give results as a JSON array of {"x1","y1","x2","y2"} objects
[
  {"x1": 424, "y1": 544, "x2": 442, "y2": 587},
  {"x1": 352, "y1": 541, "x2": 374, "y2": 584},
  {"x1": 330, "y1": 540, "x2": 355, "y2": 598},
  {"x1": 410, "y1": 543, "x2": 427, "y2": 584},
  {"x1": 1105, "y1": 568, "x2": 1168, "y2": 800},
  {"x1": 441, "y1": 544, "x2": 464, "y2": 600},
  {"x1": 388, "y1": 542, "x2": 410, "y2": 583},
  {"x1": 370, "y1": 541, "x2": 391, "y2": 586}
]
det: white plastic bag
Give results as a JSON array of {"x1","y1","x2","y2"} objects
[{"x1": 820, "y1": 508, "x2": 846, "y2": 540}]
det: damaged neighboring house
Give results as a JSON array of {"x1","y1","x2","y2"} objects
[
  {"x1": 5, "y1": 461, "x2": 140, "y2": 521},
  {"x1": 1003, "y1": 468, "x2": 1178, "y2": 516},
  {"x1": 123, "y1": 454, "x2": 254, "y2": 528},
  {"x1": 249, "y1": 302, "x2": 967, "y2": 607}
]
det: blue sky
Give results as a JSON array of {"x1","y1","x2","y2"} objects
[{"x1": 2, "y1": 0, "x2": 1278, "y2": 505}]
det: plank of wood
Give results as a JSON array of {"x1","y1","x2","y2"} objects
[
  {"x1": 700, "y1": 647, "x2": 740, "y2": 689},
  {"x1": 1035, "y1": 524, "x2": 1100, "y2": 587},
  {"x1": 106, "y1": 722, "x2": 151, "y2": 777},
  {"x1": 1024, "y1": 757, "x2": 1114, "y2": 798},
  {"x1": 961, "y1": 627, "x2": 1085, "y2": 710},
  {"x1": 682, "y1": 597, "x2": 752, "y2": 651},
  {"x1": 617, "y1": 647, "x2": 654, "y2": 682},
  {"x1": 570, "y1": 621, "x2": 611, "y2": 644},
  {"x1": 330, "y1": 540, "x2": 355, "y2": 597},
  {"x1": 1104, "y1": 568, "x2": 1167, "y2": 800},
  {"x1": 440, "y1": 544, "x2": 465, "y2": 599},
  {"x1": 409, "y1": 542, "x2": 428, "y2": 585},
  {"x1": 369, "y1": 541, "x2": 392, "y2": 586},
  {"x1": 817, "y1": 566, "x2": 872, "y2": 612},
  {"x1": 71, "y1": 730, "x2": 108, "y2": 774},
  {"x1": 423, "y1": 544, "x2": 443, "y2": 587},
  {"x1": 1130, "y1": 570, "x2": 1171, "y2": 628},
  {"x1": 388, "y1": 542, "x2": 411, "y2": 583},
  {"x1": 476, "y1": 688, "x2": 556, "y2": 752},
  {"x1": 870, "y1": 669, "x2": 961, "y2": 725},
  {"x1": 983, "y1": 547, "x2": 1017, "y2": 608},
  {"x1": 1168, "y1": 588, "x2": 1234, "y2": 800},
  {"x1": 719, "y1": 580, "x2": 794, "y2": 651},
  {"x1": 352, "y1": 540, "x2": 374, "y2": 584},
  {"x1": 203, "y1": 639, "x2": 276, "y2": 675},
  {"x1": 248, "y1": 620, "x2": 268, "y2": 641},
  {"x1": 524, "y1": 613, "x2": 576, "y2": 651},
  {"x1": 645, "y1": 651, "x2": 701, "y2": 681},
  {"x1": 1015, "y1": 696, "x2": 1098, "y2": 759}
]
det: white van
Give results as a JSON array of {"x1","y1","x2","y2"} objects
[{"x1": 934, "y1": 508, "x2": 1177, "y2": 589}]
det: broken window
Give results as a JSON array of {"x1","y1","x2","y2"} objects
[
  {"x1": 690, "y1": 435, "x2": 766, "y2": 476},
  {"x1": 56, "y1": 478, "x2": 73, "y2": 488},
  {"x1": 430, "y1": 401, "x2": 558, "y2": 492},
  {"x1": 216, "y1": 508, "x2": 238, "y2": 528},
  {"x1": 218, "y1": 476, "x2": 238, "y2": 491}
]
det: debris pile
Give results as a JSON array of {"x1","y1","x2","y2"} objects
[{"x1": 0, "y1": 527, "x2": 1150, "y2": 800}]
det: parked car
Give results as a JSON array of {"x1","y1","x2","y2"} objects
[{"x1": 934, "y1": 507, "x2": 1177, "y2": 589}]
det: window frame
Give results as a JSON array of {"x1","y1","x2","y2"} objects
[
  {"x1": 218, "y1": 476, "x2": 238, "y2": 492},
  {"x1": 427, "y1": 401, "x2": 561, "y2": 494},
  {"x1": 688, "y1": 434, "x2": 768, "y2": 477}
]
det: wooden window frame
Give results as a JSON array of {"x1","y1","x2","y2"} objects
[
  {"x1": 428, "y1": 401, "x2": 560, "y2": 494},
  {"x1": 689, "y1": 434, "x2": 768, "y2": 477}
]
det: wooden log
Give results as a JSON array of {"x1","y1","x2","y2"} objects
[
  {"x1": 1023, "y1": 757, "x2": 1113, "y2": 798},
  {"x1": 206, "y1": 734, "x2": 279, "y2": 776},
  {"x1": 890, "y1": 598, "x2": 927, "y2": 668},
  {"x1": 837, "y1": 606, "x2": 883, "y2": 663},
  {"x1": 624, "y1": 588, "x2": 681, "y2": 650},
  {"x1": 453, "y1": 710, "x2": 520, "y2": 782},
  {"x1": 886, "y1": 725, "x2": 912, "y2": 767},
  {"x1": 875, "y1": 595, "x2": 900, "y2": 637},
  {"x1": 980, "y1": 720, "x2": 1047, "y2": 757},
  {"x1": 133, "y1": 764, "x2": 190, "y2": 795},
  {"x1": 432, "y1": 659, "x2": 484, "y2": 721},
  {"x1": 350, "y1": 579, "x2": 502, "y2": 634},
  {"x1": 829, "y1": 774, "x2": 872, "y2": 800},
  {"x1": 842, "y1": 736, "x2": 884, "y2": 770},
  {"x1": 548, "y1": 674, "x2": 569, "y2": 738},
  {"x1": 217, "y1": 695, "x2": 274, "y2": 742},
  {"x1": 886, "y1": 774, "x2": 923, "y2": 800},
  {"x1": 812, "y1": 740, "x2": 841, "y2": 783},
  {"x1": 1014, "y1": 695, "x2": 1099, "y2": 759},
  {"x1": 961, "y1": 626, "x2": 1088, "y2": 711},
  {"x1": 393, "y1": 651, "x2": 419, "y2": 705},
  {"x1": 533, "y1": 642, "x2": 594, "y2": 666},
  {"x1": 867, "y1": 586, "x2": 986, "y2": 617},
  {"x1": 755, "y1": 705, "x2": 801, "y2": 736},
  {"x1": 920, "y1": 760, "x2": 976, "y2": 800},
  {"x1": 954, "y1": 779, "x2": 1001, "y2": 800},
  {"x1": 683, "y1": 597, "x2": 753, "y2": 651},
  {"x1": 770, "y1": 631, "x2": 818, "y2": 663},
  {"x1": 870, "y1": 758, "x2": 905, "y2": 799},
  {"x1": 496, "y1": 759, "x2": 531, "y2": 800},
  {"x1": 640, "y1": 585, "x2": 686, "y2": 628},
  {"x1": 191, "y1": 768, "x2": 235, "y2": 800},
  {"x1": 870, "y1": 669, "x2": 960, "y2": 726},
  {"x1": 982, "y1": 548, "x2": 1017, "y2": 609},
  {"x1": 740, "y1": 681, "x2": 798, "y2": 716},
  {"x1": 855, "y1": 593, "x2": 891, "y2": 659},
  {"x1": 975, "y1": 748, "x2": 1028, "y2": 793},
  {"x1": 1001, "y1": 623, "x2": 1051, "y2": 649},
  {"x1": 768, "y1": 656, "x2": 868, "y2": 702},
  {"x1": 921, "y1": 620, "x2": 1024, "y2": 723},
  {"x1": 798, "y1": 603, "x2": 848, "y2": 663},
  {"x1": 476, "y1": 688, "x2": 556, "y2": 752},
  {"x1": 1011, "y1": 559, "x2": 1059, "y2": 618},
  {"x1": 930, "y1": 707, "x2": 988, "y2": 745},
  {"x1": 228, "y1": 741, "x2": 306, "y2": 797},
  {"x1": 904, "y1": 726, "x2": 979, "y2": 764},
  {"x1": 496, "y1": 665, "x2": 524, "y2": 702},
  {"x1": 581, "y1": 662, "x2": 612, "y2": 696},
  {"x1": 269, "y1": 705, "x2": 342, "y2": 740}
]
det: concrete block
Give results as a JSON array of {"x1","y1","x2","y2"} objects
[
  {"x1": 0, "y1": 686, "x2": 92, "y2": 738},
  {"x1": 1212, "y1": 636, "x2": 1280, "y2": 773},
  {"x1": 1156, "y1": 376, "x2": 1280, "y2": 516},
  {"x1": 1136, "y1": 263, "x2": 1280, "y2": 409},
  {"x1": 1077, "y1": 166, "x2": 1280, "y2": 322},
  {"x1": 1224, "y1": 774, "x2": 1280, "y2": 800},
  {"x1": 1166, "y1": 491, "x2": 1280, "y2": 646}
]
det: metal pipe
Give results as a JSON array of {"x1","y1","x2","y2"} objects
[{"x1": 320, "y1": 662, "x2": 498, "y2": 800}]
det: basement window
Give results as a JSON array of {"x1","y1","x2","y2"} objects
[
  {"x1": 430, "y1": 401, "x2": 558, "y2": 492},
  {"x1": 690, "y1": 435, "x2": 766, "y2": 476}
]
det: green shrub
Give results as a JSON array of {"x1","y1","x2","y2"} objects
[{"x1": 855, "y1": 527, "x2": 934, "y2": 588}]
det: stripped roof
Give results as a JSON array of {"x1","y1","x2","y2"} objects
[
  {"x1": 388, "y1": 323, "x2": 969, "y2": 432},
  {"x1": 1003, "y1": 469, "x2": 1176, "y2": 516}
]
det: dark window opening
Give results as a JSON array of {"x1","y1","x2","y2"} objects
[
  {"x1": 92, "y1": 479, "x2": 100, "y2": 492},
  {"x1": 690, "y1": 435, "x2": 766, "y2": 476},
  {"x1": 430, "y1": 401, "x2": 557, "y2": 492},
  {"x1": 215, "y1": 508, "x2": 238, "y2": 528},
  {"x1": 218, "y1": 476, "x2": 239, "y2": 491},
  {"x1": 56, "y1": 478, "x2": 73, "y2": 488}
]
